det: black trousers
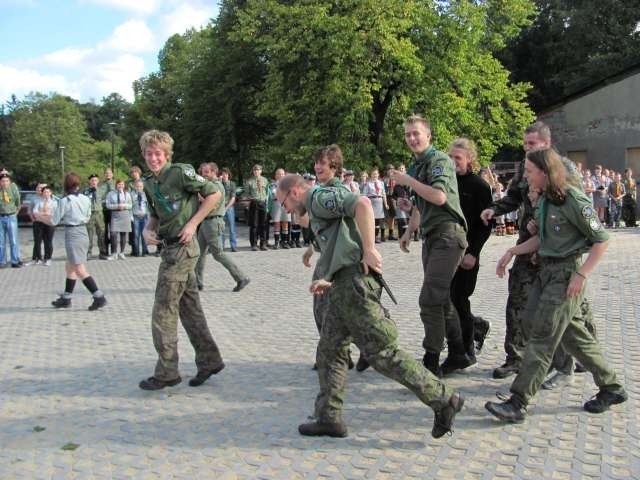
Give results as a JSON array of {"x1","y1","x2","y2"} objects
[
  {"x1": 248, "y1": 200, "x2": 267, "y2": 246},
  {"x1": 33, "y1": 221, "x2": 54, "y2": 260},
  {"x1": 32, "y1": 221, "x2": 44, "y2": 260},
  {"x1": 449, "y1": 261, "x2": 480, "y2": 357}
]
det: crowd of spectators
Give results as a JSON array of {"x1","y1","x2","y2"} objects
[{"x1": 0, "y1": 158, "x2": 637, "y2": 268}]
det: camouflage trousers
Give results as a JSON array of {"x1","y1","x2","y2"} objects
[
  {"x1": 195, "y1": 217, "x2": 245, "y2": 288},
  {"x1": 507, "y1": 255, "x2": 597, "y2": 372},
  {"x1": 511, "y1": 256, "x2": 622, "y2": 405},
  {"x1": 314, "y1": 264, "x2": 453, "y2": 423},
  {"x1": 152, "y1": 238, "x2": 223, "y2": 381},
  {"x1": 86, "y1": 211, "x2": 107, "y2": 256}
]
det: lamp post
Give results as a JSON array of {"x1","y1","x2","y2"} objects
[
  {"x1": 59, "y1": 145, "x2": 65, "y2": 187},
  {"x1": 108, "y1": 121, "x2": 117, "y2": 172}
]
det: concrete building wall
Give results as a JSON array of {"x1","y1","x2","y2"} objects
[{"x1": 539, "y1": 72, "x2": 640, "y2": 174}]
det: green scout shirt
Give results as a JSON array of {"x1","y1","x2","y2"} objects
[
  {"x1": 408, "y1": 146, "x2": 466, "y2": 236},
  {"x1": 306, "y1": 185, "x2": 362, "y2": 281},
  {"x1": 221, "y1": 180, "x2": 236, "y2": 205},
  {"x1": 244, "y1": 175, "x2": 269, "y2": 202},
  {"x1": 537, "y1": 187, "x2": 608, "y2": 258},
  {"x1": 208, "y1": 180, "x2": 226, "y2": 216},
  {"x1": 143, "y1": 162, "x2": 216, "y2": 240},
  {"x1": 492, "y1": 156, "x2": 583, "y2": 245},
  {"x1": 0, "y1": 182, "x2": 20, "y2": 214},
  {"x1": 98, "y1": 180, "x2": 115, "y2": 207},
  {"x1": 83, "y1": 187, "x2": 104, "y2": 213}
]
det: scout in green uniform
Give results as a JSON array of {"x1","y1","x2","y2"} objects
[
  {"x1": 244, "y1": 164, "x2": 269, "y2": 251},
  {"x1": 139, "y1": 130, "x2": 225, "y2": 390},
  {"x1": 486, "y1": 148, "x2": 627, "y2": 423},
  {"x1": 303, "y1": 145, "x2": 365, "y2": 374},
  {"x1": 277, "y1": 174, "x2": 463, "y2": 439},
  {"x1": 194, "y1": 162, "x2": 250, "y2": 292},
  {"x1": 0, "y1": 173, "x2": 22, "y2": 267},
  {"x1": 480, "y1": 121, "x2": 596, "y2": 386},
  {"x1": 83, "y1": 174, "x2": 108, "y2": 259},
  {"x1": 390, "y1": 115, "x2": 469, "y2": 376}
]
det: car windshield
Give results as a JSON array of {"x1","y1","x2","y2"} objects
[{"x1": 21, "y1": 192, "x2": 39, "y2": 204}]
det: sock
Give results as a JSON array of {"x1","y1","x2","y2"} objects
[
  {"x1": 82, "y1": 276, "x2": 100, "y2": 295},
  {"x1": 63, "y1": 278, "x2": 76, "y2": 298}
]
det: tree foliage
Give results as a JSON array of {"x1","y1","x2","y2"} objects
[
  {"x1": 499, "y1": 0, "x2": 640, "y2": 110},
  {"x1": 232, "y1": 0, "x2": 536, "y2": 170},
  {"x1": 5, "y1": 94, "x2": 104, "y2": 189}
]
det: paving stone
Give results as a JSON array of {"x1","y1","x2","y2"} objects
[{"x1": 0, "y1": 226, "x2": 637, "y2": 478}]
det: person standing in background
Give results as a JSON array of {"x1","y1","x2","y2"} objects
[
  {"x1": 0, "y1": 172, "x2": 22, "y2": 268},
  {"x1": 106, "y1": 179, "x2": 132, "y2": 260},
  {"x1": 131, "y1": 179, "x2": 150, "y2": 256},
  {"x1": 31, "y1": 185, "x2": 56, "y2": 266},
  {"x1": 220, "y1": 167, "x2": 238, "y2": 252},
  {"x1": 84, "y1": 174, "x2": 109, "y2": 260}
]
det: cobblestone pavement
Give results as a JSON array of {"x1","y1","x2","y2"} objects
[{"x1": 1, "y1": 225, "x2": 638, "y2": 479}]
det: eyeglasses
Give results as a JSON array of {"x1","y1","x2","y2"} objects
[{"x1": 280, "y1": 190, "x2": 290, "y2": 208}]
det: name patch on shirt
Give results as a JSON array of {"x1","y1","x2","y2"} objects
[
  {"x1": 432, "y1": 166, "x2": 443, "y2": 177},
  {"x1": 184, "y1": 167, "x2": 206, "y2": 183}
]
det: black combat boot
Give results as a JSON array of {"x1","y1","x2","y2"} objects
[
  {"x1": 298, "y1": 420, "x2": 348, "y2": 438},
  {"x1": 52, "y1": 296, "x2": 71, "y2": 308},
  {"x1": 485, "y1": 395, "x2": 526, "y2": 423},
  {"x1": 583, "y1": 388, "x2": 628, "y2": 413},
  {"x1": 423, "y1": 351, "x2": 442, "y2": 377},
  {"x1": 432, "y1": 392, "x2": 464, "y2": 438},
  {"x1": 473, "y1": 316, "x2": 491, "y2": 351},
  {"x1": 272, "y1": 234, "x2": 280, "y2": 249},
  {"x1": 440, "y1": 352, "x2": 476, "y2": 376},
  {"x1": 493, "y1": 359, "x2": 520, "y2": 379},
  {"x1": 88, "y1": 296, "x2": 107, "y2": 311},
  {"x1": 355, "y1": 353, "x2": 370, "y2": 372}
]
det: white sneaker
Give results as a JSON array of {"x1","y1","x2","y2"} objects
[
  {"x1": 24, "y1": 261, "x2": 34, "y2": 266},
  {"x1": 107, "y1": 255, "x2": 117, "y2": 261},
  {"x1": 119, "y1": 253, "x2": 126, "y2": 260},
  {"x1": 43, "y1": 260, "x2": 51, "y2": 266}
]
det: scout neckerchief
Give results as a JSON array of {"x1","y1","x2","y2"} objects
[
  {"x1": 153, "y1": 182, "x2": 174, "y2": 214},
  {"x1": 407, "y1": 145, "x2": 435, "y2": 179},
  {"x1": 538, "y1": 196, "x2": 547, "y2": 242},
  {"x1": 2, "y1": 189, "x2": 9, "y2": 204}
]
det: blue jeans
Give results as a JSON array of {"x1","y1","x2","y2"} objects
[
  {"x1": 0, "y1": 214, "x2": 21, "y2": 265},
  {"x1": 223, "y1": 208, "x2": 237, "y2": 250},
  {"x1": 132, "y1": 215, "x2": 149, "y2": 256}
]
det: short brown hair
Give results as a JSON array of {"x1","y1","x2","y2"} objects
[
  {"x1": 130, "y1": 166, "x2": 142, "y2": 176},
  {"x1": 524, "y1": 121, "x2": 551, "y2": 142},
  {"x1": 312, "y1": 144, "x2": 343, "y2": 176},
  {"x1": 221, "y1": 167, "x2": 232, "y2": 178},
  {"x1": 64, "y1": 172, "x2": 81, "y2": 195},
  {"x1": 139, "y1": 130, "x2": 174, "y2": 161}
]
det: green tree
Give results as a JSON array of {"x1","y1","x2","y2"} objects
[
  {"x1": 233, "y1": 0, "x2": 535, "y2": 169},
  {"x1": 5, "y1": 93, "x2": 101, "y2": 189},
  {"x1": 499, "y1": 0, "x2": 640, "y2": 110}
]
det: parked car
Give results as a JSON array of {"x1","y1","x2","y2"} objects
[
  {"x1": 233, "y1": 187, "x2": 251, "y2": 223},
  {"x1": 17, "y1": 190, "x2": 39, "y2": 226}
]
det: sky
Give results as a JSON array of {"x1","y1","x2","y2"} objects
[{"x1": 0, "y1": 0, "x2": 220, "y2": 104}]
